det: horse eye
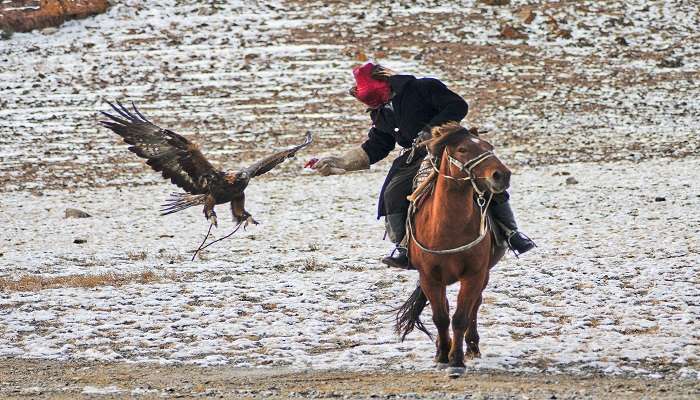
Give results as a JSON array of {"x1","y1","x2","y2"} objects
[{"x1": 457, "y1": 147, "x2": 468, "y2": 153}]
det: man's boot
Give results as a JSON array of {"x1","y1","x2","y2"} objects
[
  {"x1": 381, "y1": 213, "x2": 414, "y2": 270},
  {"x1": 489, "y1": 200, "x2": 536, "y2": 256}
]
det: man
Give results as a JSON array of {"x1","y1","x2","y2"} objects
[{"x1": 313, "y1": 62, "x2": 535, "y2": 269}]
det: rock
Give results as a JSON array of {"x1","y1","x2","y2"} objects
[
  {"x1": 65, "y1": 208, "x2": 91, "y2": 218},
  {"x1": 554, "y1": 28, "x2": 572, "y2": 39},
  {"x1": 657, "y1": 57, "x2": 683, "y2": 68},
  {"x1": 40, "y1": 27, "x2": 58, "y2": 35},
  {"x1": 615, "y1": 36, "x2": 629, "y2": 46},
  {"x1": 500, "y1": 25, "x2": 528, "y2": 40},
  {"x1": 220, "y1": 276, "x2": 234, "y2": 283},
  {"x1": 546, "y1": 16, "x2": 572, "y2": 39},
  {"x1": 517, "y1": 7, "x2": 536, "y2": 24},
  {"x1": 654, "y1": 197, "x2": 666, "y2": 202},
  {"x1": 73, "y1": 239, "x2": 87, "y2": 244},
  {"x1": 565, "y1": 177, "x2": 578, "y2": 185}
]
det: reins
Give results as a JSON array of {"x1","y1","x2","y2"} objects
[{"x1": 407, "y1": 149, "x2": 496, "y2": 255}]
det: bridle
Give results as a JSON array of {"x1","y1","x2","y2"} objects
[
  {"x1": 431, "y1": 149, "x2": 496, "y2": 198},
  {"x1": 407, "y1": 148, "x2": 498, "y2": 255}
]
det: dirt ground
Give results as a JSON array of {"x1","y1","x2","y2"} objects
[{"x1": 0, "y1": 359, "x2": 698, "y2": 399}]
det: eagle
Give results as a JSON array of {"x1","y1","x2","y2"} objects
[{"x1": 99, "y1": 101, "x2": 312, "y2": 228}]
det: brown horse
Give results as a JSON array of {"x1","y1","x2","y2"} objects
[{"x1": 396, "y1": 122, "x2": 510, "y2": 378}]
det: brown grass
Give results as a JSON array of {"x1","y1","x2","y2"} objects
[
  {"x1": 0, "y1": 0, "x2": 110, "y2": 32},
  {"x1": 0, "y1": 271, "x2": 160, "y2": 292}
]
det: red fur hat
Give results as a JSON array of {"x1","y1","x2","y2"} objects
[{"x1": 352, "y1": 62, "x2": 391, "y2": 108}]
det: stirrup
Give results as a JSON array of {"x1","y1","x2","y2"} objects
[{"x1": 506, "y1": 231, "x2": 536, "y2": 258}]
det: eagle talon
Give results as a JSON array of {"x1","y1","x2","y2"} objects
[
  {"x1": 244, "y1": 216, "x2": 259, "y2": 230},
  {"x1": 208, "y1": 211, "x2": 218, "y2": 227}
]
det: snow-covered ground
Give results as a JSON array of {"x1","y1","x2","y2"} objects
[
  {"x1": 0, "y1": 0, "x2": 698, "y2": 383},
  {"x1": 1, "y1": 0, "x2": 698, "y2": 191},
  {"x1": 1, "y1": 157, "x2": 698, "y2": 378}
]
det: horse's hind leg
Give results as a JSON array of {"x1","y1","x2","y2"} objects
[
  {"x1": 448, "y1": 273, "x2": 486, "y2": 377},
  {"x1": 420, "y1": 276, "x2": 450, "y2": 369}
]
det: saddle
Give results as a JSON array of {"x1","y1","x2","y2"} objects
[{"x1": 405, "y1": 157, "x2": 508, "y2": 249}]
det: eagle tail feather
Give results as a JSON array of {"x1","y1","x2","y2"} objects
[{"x1": 160, "y1": 192, "x2": 207, "y2": 216}]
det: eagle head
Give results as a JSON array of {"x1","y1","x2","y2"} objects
[{"x1": 225, "y1": 171, "x2": 249, "y2": 184}]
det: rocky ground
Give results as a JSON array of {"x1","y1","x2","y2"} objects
[
  {"x1": 0, "y1": 0, "x2": 698, "y2": 398},
  {"x1": 1, "y1": 359, "x2": 699, "y2": 399}
]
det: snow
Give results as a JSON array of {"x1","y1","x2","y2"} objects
[
  {"x1": 1, "y1": 0, "x2": 699, "y2": 191},
  {"x1": 1, "y1": 156, "x2": 698, "y2": 378},
  {"x1": 0, "y1": 0, "x2": 698, "y2": 381}
]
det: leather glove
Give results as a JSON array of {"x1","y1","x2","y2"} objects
[
  {"x1": 416, "y1": 128, "x2": 432, "y2": 142},
  {"x1": 314, "y1": 147, "x2": 370, "y2": 176}
]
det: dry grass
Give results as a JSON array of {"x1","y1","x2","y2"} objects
[
  {"x1": 620, "y1": 325, "x2": 660, "y2": 336},
  {"x1": 0, "y1": 271, "x2": 160, "y2": 292},
  {"x1": 127, "y1": 251, "x2": 148, "y2": 261}
]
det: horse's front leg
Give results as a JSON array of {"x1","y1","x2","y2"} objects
[
  {"x1": 420, "y1": 276, "x2": 450, "y2": 369},
  {"x1": 448, "y1": 273, "x2": 486, "y2": 378},
  {"x1": 465, "y1": 272, "x2": 489, "y2": 358},
  {"x1": 465, "y1": 294, "x2": 482, "y2": 358}
]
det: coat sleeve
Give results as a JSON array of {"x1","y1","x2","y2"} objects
[
  {"x1": 361, "y1": 126, "x2": 396, "y2": 165},
  {"x1": 416, "y1": 78, "x2": 468, "y2": 129}
]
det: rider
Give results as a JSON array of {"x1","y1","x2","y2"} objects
[{"x1": 313, "y1": 62, "x2": 535, "y2": 269}]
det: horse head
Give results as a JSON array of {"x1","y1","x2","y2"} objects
[{"x1": 426, "y1": 122, "x2": 511, "y2": 194}]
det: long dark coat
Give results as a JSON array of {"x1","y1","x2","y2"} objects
[{"x1": 359, "y1": 74, "x2": 468, "y2": 218}]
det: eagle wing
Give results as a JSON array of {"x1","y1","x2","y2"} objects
[
  {"x1": 243, "y1": 131, "x2": 312, "y2": 178},
  {"x1": 99, "y1": 101, "x2": 219, "y2": 194}
]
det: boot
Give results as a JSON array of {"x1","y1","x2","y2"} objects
[
  {"x1": 381, "y1": 213, "x2": 414, "y2": 270},
  {"x1": 382, "y1": 245, "x2": 414, "y2": 270},
  {"x1": 489, "y1": 200, "x2": 536, "y2": 256}
]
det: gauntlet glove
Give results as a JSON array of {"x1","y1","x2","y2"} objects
[{"x1": 314, "y1": 147, "x2": 370, "y2": 176}]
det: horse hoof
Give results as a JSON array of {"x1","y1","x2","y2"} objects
[
  {"x1": 435, "y1": 363, "x2": 448, "y2": 371},
  {"x1": 447, "y1": 367, "x2": 465, "y2": 378}
]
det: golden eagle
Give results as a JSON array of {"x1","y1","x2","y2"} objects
[{"x1": 99, "y1": 101, "x2": 312, "y2": 227}]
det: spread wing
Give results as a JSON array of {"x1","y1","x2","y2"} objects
[
  {"x1": 99, "y1": 101, "x2": 219, "y2": 194},
  {"x1": 244, "y1": 131, "x2": 312, "y2": 178}
]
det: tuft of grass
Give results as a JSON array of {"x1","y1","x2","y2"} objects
[
  {"x1": 127, "y1": 250, "x2": 147, "y2": 261},
  {"x1": 303, "y1": 257, "x2": 330, "y2": 271},
  {"x1": 0, "y1": 271, "x2": 159, "y2": 292},
  {"x1": 307, "y1": 242, "x2": 321, "y2": 252}
]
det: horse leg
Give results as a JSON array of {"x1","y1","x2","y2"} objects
[
  {"x1": 465, "y1": 272, "x2": 489, "y2": 358},
  {"x1": 447, "y1": 274, "x2": 485, "y2": 377},
  {"x1": 420, "y1": 276, "x2": 450, "y2": 369},
  {"x1": 464, "y1": 295, "x2": 482, "y2": 358}
]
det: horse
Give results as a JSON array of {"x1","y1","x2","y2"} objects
[{"x1": 395, "y1": 122, "x2": 510, "y2": 378}]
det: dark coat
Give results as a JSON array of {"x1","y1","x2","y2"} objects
[{"x1": 359, "y1": 74, "x2": 468, "y2": 218}]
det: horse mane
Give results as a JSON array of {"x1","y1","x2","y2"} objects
[{"x1": 426, "y1": 121, "x2": 471, "y2": 156}]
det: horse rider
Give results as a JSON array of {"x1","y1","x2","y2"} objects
[{"x1": 313, "y1": 62, "x2": 535, "y2": 269}]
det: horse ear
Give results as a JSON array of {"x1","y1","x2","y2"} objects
[{"x1": 467, "y1": 127, "x2": 480, "y2": 136}]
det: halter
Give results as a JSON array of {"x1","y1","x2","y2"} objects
[
  {"x1": 430, "y1": 149, "x2": 495, "y2": 196},
  {"x1": 407, "y1": 149, "x2": 497, "y2": 255}
]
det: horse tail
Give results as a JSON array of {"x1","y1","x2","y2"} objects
[{"x1": 395, "y1": 284, "x2": 432, "y2": 342}]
